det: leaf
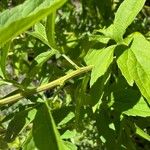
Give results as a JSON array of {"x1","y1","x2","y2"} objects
[
  {"x1": 61, "y1": 130, "x2": 76, "y2": 139},
  {"x1": 0, "y1": 42, "x2": 10, "y2": 78},
  {"x1": 113, "y1": 91, "x2": 150, "y2": 117},
  {"x1": 111, "y1": 78, "x2": 150, "y2": 117},
  {"x1": 64, "y1": 141, "x2": 77, "y2": 150},
  {"x1": 22, "y1": 49, "x2": 57, "y2": 86},
  {"x1": 46, "y1": 12, "x2": 56, "y2": 48},
  {"x1": 0, "y1": 0, "x2": 67, "y2": 46},
  {"x1": 117, "y1": 32, "x2": 150, "y2": 104},
  {"x1": 135, "y1": 124, "x2": 150, "y2": 141},
  {"x1": 113, "y1": 0, "x2": 146, "y2": 42},
  {"x1": 27, "y1": 23, "x2": 50, "y2": 46},
  {"x1": 123, "y1": 97, "x2": 150, "y2": 117},
  {"x1": 58, "y1": 112, "x2": 75, "y2": 127},
  {"x1": 85, "y1": 45, "x2": 115, "y2": 86},
  {"x1": 89, "y1": 34, "x2": 110, "y2": 45},
  {"x1": 90, "y1": 71, "x2": 111, "y2": 112},
  {"x1": 116, "y1": 45, "x2": 134, "y2": 86},
  {"x1": 97, "y1": 25, "x2": 114, "y2": 40},
  {"x1": 75, "y1": 75, "x2": 89, "y2": 127},
  {"x1": 52, "y1": 106, "x2": 75, "y2": 127},
  {"x1": 96, "y1": 108, "x2": 117, "y2": 149},
  {"x1": 22, "y1": 132, "x2": 37, "y2": 150},
  {"x1": 32, "y1": 103, "x2": 67, "y2": 150},
  {"x1": 5, "y1": 108, "x2": 37, "y2": 142}
]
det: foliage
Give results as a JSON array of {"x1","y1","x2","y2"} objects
[{"x1": 0, "y1": 0, "x2": 150, "y2": 149}]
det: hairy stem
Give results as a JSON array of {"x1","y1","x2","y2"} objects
[{"x1": 0, "y1": 65, "x2": 93, "y2": 106}]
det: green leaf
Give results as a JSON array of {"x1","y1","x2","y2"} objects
[
  {"x1": 97, "y1": 25, "x2": 114, "y2": 40},
  {"x1": 22, "y1": 49, "x2": 57, "y2": 86},
  {"x1": 61, "y1": 130, "x2": 76, "y2": 139},
  {"x1": 52, "y1": 106, "x2": 75, "y2": 128},
  {"x1": 113, "y1": 0, "x2": 146, "y2": 42},
  {"x1": 0, "y1": 42, "x2": 10, "y2": 78},
  {"x1": 135, "y1": 124, "x2": 150, "y2": 141},
  {"x1": 123, "y1": 97, "x2": 150, "y2": 117},
  {"x1": 64, "y1": 141, "x2": 77, "y2": 150},
  {"x1": 113, "y1": 92, "x2": 150, "y2": 117},
  {"x1": 96, "y1": 108, "x2": 117, "y2": 149},
  {"x1": 116, "y1": 45, "x2": 134, "y2": 86},
  {"x1": 58, "y1": 112, "x2": 75, "y2": 127},
  {"x1": 34, "y1": 50, "x2": 56, "y2": 65},
  {"x1": 32, "y1": 103, "x2": 67, "y2": 150},
  {"x1": 85, "y1": 45, "x2": 115, "y2": 86},
  {"x1": 5, "y1": 108, "x2": 37, "y2": 142},
  {"x1": 89, "y1": 34, "x2": 110, "y2": 45},
  {"x1": 0, "y1": 0, "x2": 67, "y2": 46},
  {"x1": 27, "y1": 23, "x2": 50, "y2": 47},
  {"x1": 46, "y1": 12, "x2": 56, "y2": 48},
  {"x1": 117, "y1": 32, "x2": 150, "y2": 104},
  {"x1": 90, "y1": 71, "x2": 111, "y2": 112},
  {"x1": 75, "y1": 75, "x2": 89, "y2": 127},
  {"x1": 22, "y1": 132, "x2": 37, "y2": 150},
  {"x1": 110, "y1": 78, "x2": 150, "y2": 117}
]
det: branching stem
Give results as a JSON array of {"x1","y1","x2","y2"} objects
[{"x1": 0, "y1": 65, "x2": 93, "y2": 106}]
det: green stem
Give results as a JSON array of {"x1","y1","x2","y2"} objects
[
  {"x1": 62, "y1": 54, "x2": 80, "y2": 69},
  {"x1": 0, "y1": 65, "x2": 93, "y2": 106}
]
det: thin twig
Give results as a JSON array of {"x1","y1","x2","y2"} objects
[
  {"x1": 0, "y1": 65, "x2": 93, "y2": 106},
  {"x1": 62, "y1": 54, "x2": 80, "y2": 69}
]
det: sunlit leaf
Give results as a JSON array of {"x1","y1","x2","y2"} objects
[
  {"x1": 117, "y1": 32, "x2": 150, "y2": 104},
  {"x1": 61, "y1": 130, "x2": 76, "y2": 139},
  {"x1": 135, "y1": 124, "x2": 150, "y2": 141},
  {"x1": 113, "y1": 0, "x2": 146, "y2": 41},
  {"x1": 85, "y1": 45, "x2": 115, "y2": 86},
  {"x1": 0, "y1": 0, "x2": 67, "y2": 46},
  {"x1": 27, "y1": 23, "x2": 50, "y2": 46}
]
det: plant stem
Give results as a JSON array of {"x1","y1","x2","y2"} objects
[
  {"x1": 62, "y1": 54, "x2": 80, "y2": 69},
  {"x1": 0, "y1": 65, "x2": 93, "y2": 106}
]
